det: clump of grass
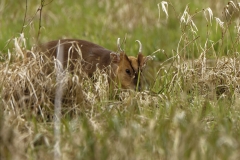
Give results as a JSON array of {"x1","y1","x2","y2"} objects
[
  {"x1": 0, "y1": 34, "x2": 162, "y2": 119},
  {"x1": 0, "y1": 34, "x2": 166, "y2": 159}
]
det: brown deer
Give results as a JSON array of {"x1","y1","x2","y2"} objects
[{"x1": 40, "y1": 38, "x2": 147, "y2": 90}]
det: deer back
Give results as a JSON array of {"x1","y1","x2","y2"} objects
[{"x1": 40, "y1": 39, "x2": 113, "y2": 77}]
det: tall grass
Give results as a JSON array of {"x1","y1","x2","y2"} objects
[{"x1": 1, "y1": 0, "x2": 240, "y2": 159}]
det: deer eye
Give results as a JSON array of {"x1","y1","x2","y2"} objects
[{"x1": 125, "y1": 69, "x2": 131, "y2": 75}]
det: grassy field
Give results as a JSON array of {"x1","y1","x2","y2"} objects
[{"x1": 1, "y1": 0, "x2": 240, "y2": 159}]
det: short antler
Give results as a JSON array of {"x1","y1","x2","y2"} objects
[
  {"x1": 117, "y1": 38, "x2": 123, "y2": 52},
  {"x1": 135, "y1": 40, "x2": 142, "y2": 53}
]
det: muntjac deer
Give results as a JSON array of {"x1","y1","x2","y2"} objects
[{"x1": 40, "y1": 38, "x2": 147, "y2": 90}]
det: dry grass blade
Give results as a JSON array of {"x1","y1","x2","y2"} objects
[
  {"x1": 158, "y1": 1, "x2": 169, "y2": 21},
  {"x1": 204, "y1": 8, "x2": 213, "y2": 25}
]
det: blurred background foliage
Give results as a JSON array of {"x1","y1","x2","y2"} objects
[{"x1": 0, "y1": 0, "x2": 236, "y2": 61}]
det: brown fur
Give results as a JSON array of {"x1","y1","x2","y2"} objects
[{"x1": 40, "y1": 39, "x2": 146, "y2": 90}]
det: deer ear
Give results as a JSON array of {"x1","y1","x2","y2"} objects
[
  {"x1": 140, "y1": 55, "x2": 152, "y2": 68},
  {"x1": 110, "y1": 52, "x2": 120, "y2": 63},
  {"x1": 138, "y1": 53, "x2": 146, "y2": 67}
]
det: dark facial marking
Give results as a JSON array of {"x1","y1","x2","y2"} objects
[{"x1": 127, "y1": 58, "x2": 137, "y2": 77}]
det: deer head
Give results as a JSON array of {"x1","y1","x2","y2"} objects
[{"x1": 110, "y1": 38, "x2": 147, "y2": 90}]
